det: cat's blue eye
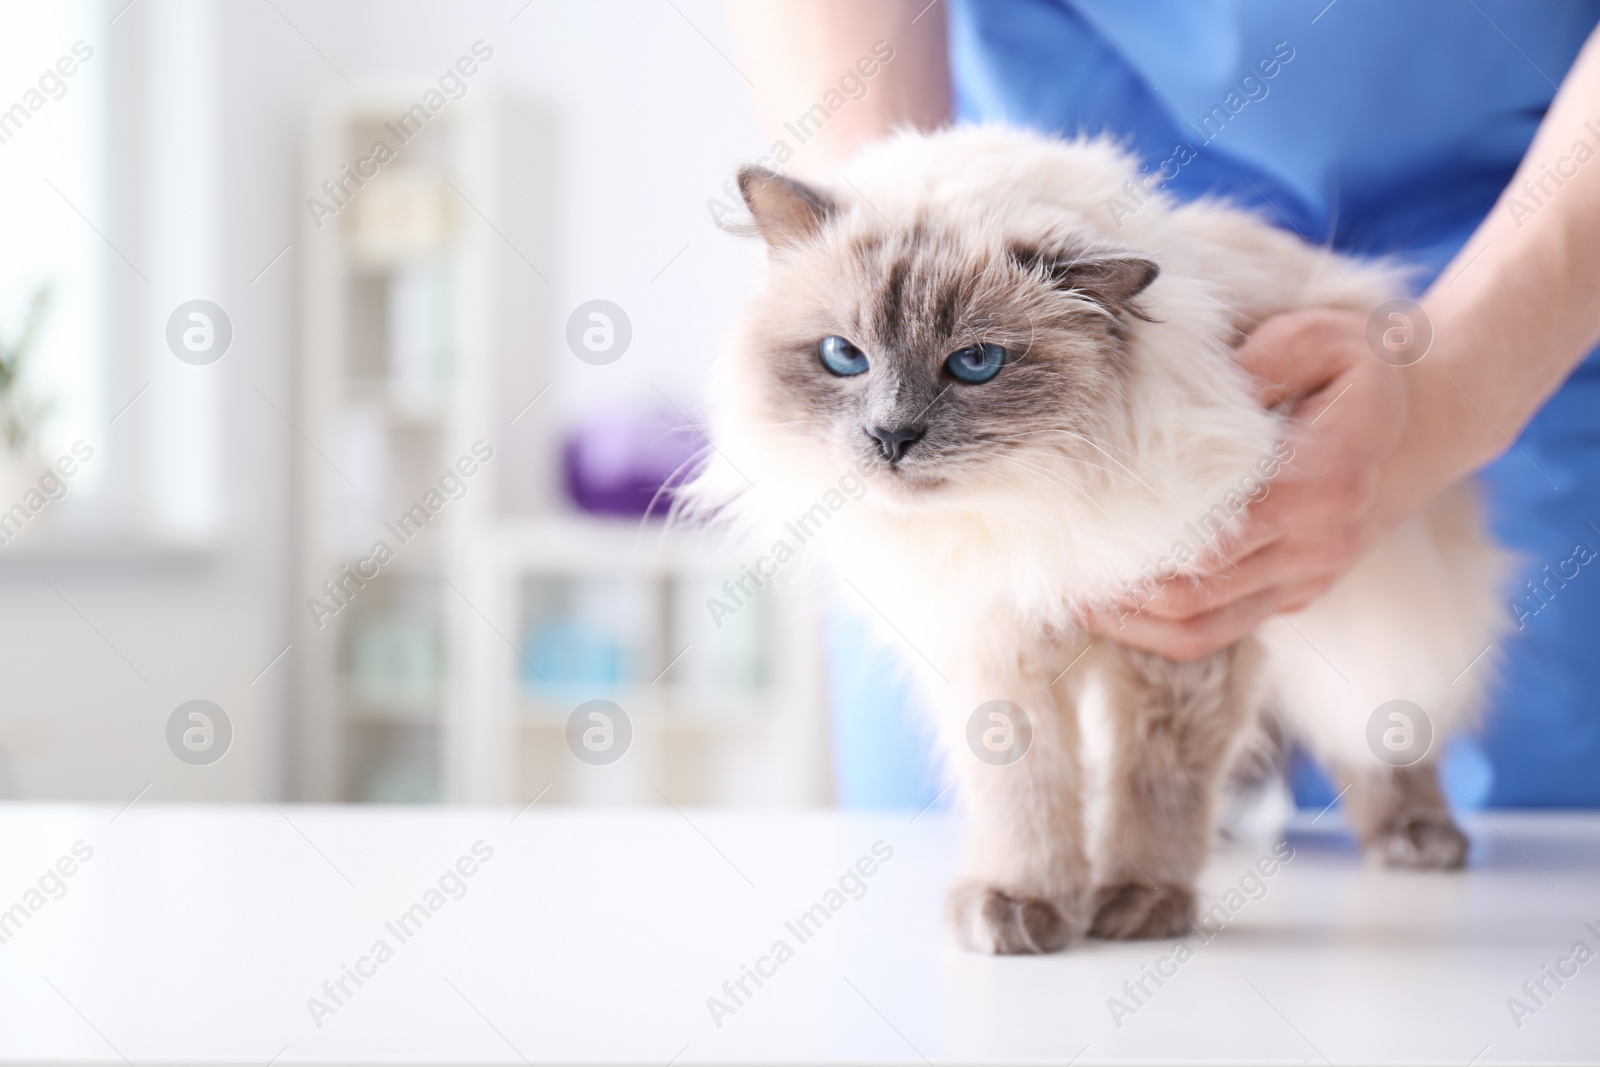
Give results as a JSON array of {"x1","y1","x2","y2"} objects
[
  {"x1": 818, "y1": 335, "x2": 870, "y2": 377},
  {"x1": 945, "y1": 343, "x2": 1007, "y2": 384}
]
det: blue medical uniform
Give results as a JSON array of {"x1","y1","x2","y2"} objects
[{"x1": 830, "y1": 0, "x2": 1600, "y2": 809}]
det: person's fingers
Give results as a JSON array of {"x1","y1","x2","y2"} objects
[
  {"x1": 1130, "y1": 474, "x2": 1330, "y2": 619},
  {"x1": 1232, "y1": 312, "x2": 1357, "y2": 409},
  {"x1": 1185, "y1": 429, "x2": 1365, "y2": 582},
  {"x1": 1198, "y1": 497, "x2": 1284, "y2": 566},
  {"x1": 1088, "y1": 310, "x2": 1389, "y2": 659},
  {"x1": 1132, "y1": 541, "x2": 1300, "y2": 621},
  {"x1": 1261, "y1": 574, "x2": 1341, "y2": 617},
  {"x1": 1085, "y1": 592, "x2": 1280, "y2": 661},
  {"x1": 1088, "y1": 573, "x2": 1340, "y2": 661}
]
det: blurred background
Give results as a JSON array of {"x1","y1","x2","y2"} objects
[
  {"x1": 0, "y1": 0, "x2": 1547, "y2": 816},
  {"x1": 0, "y1": 0, "x2": 854, "y2": 807}
]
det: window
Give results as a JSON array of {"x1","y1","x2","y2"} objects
[{"x1": 0, "y1": 0, "x2": 107, "y2": 498}]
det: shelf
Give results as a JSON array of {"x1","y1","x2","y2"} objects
[
  {"x1": 341, "y1": 385, "x2": 453, "y2": 425},
  {"x1": 520, "y1": 680, "x2": 773, "y2": 705},
  {"x1": 343, "y1": 248, "x2": 455, "y2": 277},
  {"x1": 295, "y1": 94, "x2": 829, "y2": 805},
  {"x1": 340, "y1": 675, "x2": 441, "y2": 724},
  {"x1": 517, "y1": 715, "x2": 766, "y2": 734},
  {"x1": 342, "y1": 700, "x2": 442, "y2": 726},
  {"x1": 491, "y1": 514, "x2": 742, "y2": 574},
  {"x1": 517, "y1": 705, "x2": 770, "y2": 733}
]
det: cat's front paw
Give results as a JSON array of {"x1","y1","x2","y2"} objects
[
  {"x1": 945, "y1": 881, "x2": 1087, "y2": 954},
  {"x1": 1088, "y1": 882, "x2": 1195, "y2": 940},
  {"x1": 1370, "y1": 814, "x2": 1469, "y2": 870}
]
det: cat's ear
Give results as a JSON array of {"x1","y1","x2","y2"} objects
[
  {"x1": 1010, "y1": 243, "x2": 1160, "y2": 318},
  {"x1": 736, "y1": 165, "x2": 836, "y2": 250}
]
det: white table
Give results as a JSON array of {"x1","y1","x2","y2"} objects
[{"x1": 1, "y1": 803, "x2": 1596, "y2": 1065}]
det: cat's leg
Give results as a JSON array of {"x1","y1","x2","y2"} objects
[
  {"x1": 1337, "y1": 761, "x2": 1468, "y2": 869},
  {"x1": 943, "y1": 640, "x2": 1093, "y2": 955},
  {"x1": 1089, "y1": 639, "x2": 1261, "y2": 940}
]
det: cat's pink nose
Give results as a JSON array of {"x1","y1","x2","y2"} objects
[{"x1": 868, "y1": 425, "x2": 924, "y2": 463}]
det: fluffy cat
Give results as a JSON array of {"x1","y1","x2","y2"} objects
[{"x1": 683, "y1": 126, "x2": 1510, "y2": 954}]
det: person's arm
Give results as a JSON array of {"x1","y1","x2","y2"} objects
[
  {"x1": 1419, "y1": 25, "x2": 1600, "y2": 468},
  {"x1": 1090, "y1": 24, "x2": 1600, "y2": 661},
  {"x1": 728, "y1": 0, "x2": 951, "y2": 178}
]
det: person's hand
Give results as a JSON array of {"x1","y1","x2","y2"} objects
[{"x1": 1084, "y1": 307, "x2": 1451, "y2": 661}]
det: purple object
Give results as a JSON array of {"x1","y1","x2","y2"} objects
[{"x1": 562, "y1": 408, "x2": 705, "y2": 518}]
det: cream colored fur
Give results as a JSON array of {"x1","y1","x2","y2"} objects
[{"x1": 686, "y1": 126, "x2": 1510, "y2": 951}]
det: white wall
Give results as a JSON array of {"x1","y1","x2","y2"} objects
[
  {"x1": 318, "y1": 0, "x2": 773, "y2": 412},
  {"x1": 0, "y1": 0, "x2": 772, "y2": 801}
]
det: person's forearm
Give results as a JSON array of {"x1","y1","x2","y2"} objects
[
  {"x1": 728, "y1": 0, "x2": 951, "y2": 178},
  {"x1": 1417, "y1": 25, "x2": 1600, "y2": 480}
]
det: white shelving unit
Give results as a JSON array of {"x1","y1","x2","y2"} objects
[
  {"x1": 293, "y1": 94, "x2": 830, "y2": 806},
  {"x1": 482, "y1": 515, "x2": 830, "y2": 807}
]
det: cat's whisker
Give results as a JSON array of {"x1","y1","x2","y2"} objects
[
  {"x1": 1046, "y1": 428, "x2": 1168, "y2": 504},
  {"x1": 641, "y1": 447, "x2": 728, "y2": 560},
  {"x1": 978, "y1": 424, "x2": 1143, "y2": 468},
  {"x1": 988, "y1": 451, "x2": 1112, "y2": 500},
  {"x1": 976, "y1": 430, "x2": 1135, "y2": 488},
  {"x1": 999, "y1": 423, "x2": 1144, "y2": 467},
  {"x1": 1021, "y1": 453, "x2": 1125, "y2": 487},
  {"x1": 641, "y1": 446, "x2": 716, "y2": 530},
  {"x1": 990, "y1": 453, "x2": 1170, "y2": 561}
]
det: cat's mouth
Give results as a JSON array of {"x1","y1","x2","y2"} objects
[{"x1": 871, "y1": 461, "x2": 947, "y2": 496}]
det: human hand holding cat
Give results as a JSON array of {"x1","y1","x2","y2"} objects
[
  {"x1": 1086, "y1": 307, "x2": 1458, "y2": 661},
  {"x1": 1094, "y1": 26, "x2": 1600, "y2": 662}
]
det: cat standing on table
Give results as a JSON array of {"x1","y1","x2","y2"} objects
[
  {"x1": 707, "y1": 1, "x2": 1600, "y2": 949},
  {"x1": 685, "y1": 126, "x2": 1509, "y2": 952}
]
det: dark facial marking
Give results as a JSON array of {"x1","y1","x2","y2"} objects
[
  {"x1": 738, "y1": 166, "x2": 836, "y2": 250},
  {"x1": 878, "y1": 258, "x2": 910, "y2": 345},
  {"x1": 740, "y1": 195, "x2": 1143, "y2": 495},
  {"x1": 1009, "y1": 243, "x2": 1160, "y2": 321}
]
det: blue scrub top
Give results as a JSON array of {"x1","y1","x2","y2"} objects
[{"x1": 829, "y1": 0, "x2": 1600, "y2": 809}]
